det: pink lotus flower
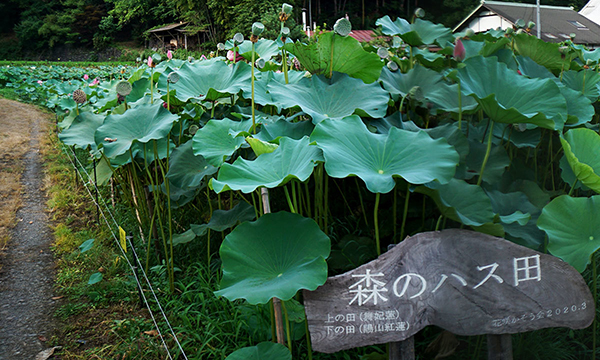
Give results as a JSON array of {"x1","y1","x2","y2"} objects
[
  {"x1": 200, "y1": 55, "x2": 207, "y2": 61},
  {"x1": 84, "y1": 74, "x2": 89, "y2": 80},
  {"x1": 147, "y1": 56, "x2": 153, "y2": 67},
  {"x1": 453, "y1": 38, "x2": 466, "y2": 62},
  {"x1": 89, "y1": 78, "x2": 100, "y2": 86},
  {"x1": 167, "y1": 50, "x2": 172, "y2": 60},
  {"x1": 37, "y1": 80, "x2": 43, "y2": 84},
  {"x1": 227, "y1": 50, "x2": 235, "y2": 61}
]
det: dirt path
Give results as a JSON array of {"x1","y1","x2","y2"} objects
[{"x1": 0, "y1": 99, "x2": 57, "y2": 359}]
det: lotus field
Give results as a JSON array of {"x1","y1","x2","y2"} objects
[{"x1": 6, "y1": 7, "x2": 600, "y2": 359}]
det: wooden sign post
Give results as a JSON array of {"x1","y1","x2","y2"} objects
[{"x1": 304, "y1": 229, "x2": 594, "y2": 357}]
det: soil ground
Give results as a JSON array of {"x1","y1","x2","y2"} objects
[{"x1": 0, "y1": 99, "x2": 58, "y2": 359}]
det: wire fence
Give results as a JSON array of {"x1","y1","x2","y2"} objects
[{"x1": 59, "y1": 142, "x2": 189, "y2": 360}]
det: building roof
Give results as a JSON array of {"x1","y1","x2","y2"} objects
[
  {"x1": 349, "y1": 30, "x2": 376, "y2": 42},
  {"x1": 580, "y1": 0, "x2": 600, "y2": 24},
  {"x1": 147, "y1": 22, "x2": 189, "y2": 33},
  {"x1": 455, "y1": 1, "x2": 600, "y2": 45}
]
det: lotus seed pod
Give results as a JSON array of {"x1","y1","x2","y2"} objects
[
  {"x1": 255, "y1": 58, "x2": 266, "y2": 69},
  {"x1": 72, "y1": 89, "x2": 87, "y2": 104},
  {"x1": 392, "y1": 36, "x2": 402, "y2": 48},
  {"x1": 387, "y1": 61, "x2": 399, "y2": 72},
  {"x1": 217, "y1": 43, "x2": 225, "y2": 51},
  {"x1": 282, "y1": 3, "x2": 293, "y2": 15},
  {"x1": 515, "y1": 19, "x2": 526, "y2": 28},
  {"x1": 233, "y1": 33, "x2": 244, "y2": 44},
  {"x1": 252, "y1": 22, "x2": 265, "y2": 36},
  {"x1": 189, "y1": 125, "x2": 199, "y2": 135},
  {"x1": 527, "y1": 21, "x2": 535, "y2": 29},
  {"x1": 136, "y1": 57, "x2": 141, "y2": 63},
  {"x1": 116, "y1": 81, "x2": 132, "y2": 96},
  {"x1": 281, "y1": 26, "x2": 290, "y2": 36},
  {"x1": 152, "y1": 53, "x2": 162, "y2": 63},
  {"x1": 377, "y1": 47, "x2": 389, "y2": 59},
  {"x1": 516, "y1": 28, "x2": 525, "y2": 35},
  {"x1": 414, "y1": 8, "x2": 425, "y2": 18},
  {"x1": 465, "y1": 29, "x2": 475, "y2": 38},
  {"x1": 570, "y1": 33, "x2": 576, "y2": 39},
  {"x1": 188, "y1": 56, "x2": 194, "y2": 62},
  {"x1": 505, "y1": 27, "x2": 514, "y2": 35},
  {"x1": 334, "y1": 17, "x2": 352, "y2": 37},
  {"x1": 167, "y1": 72, "x2": 179, "y2": 84}
]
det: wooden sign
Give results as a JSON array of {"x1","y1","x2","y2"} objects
[{"x1": 304, "y1": 229, "x2": 594, "y2": 354}]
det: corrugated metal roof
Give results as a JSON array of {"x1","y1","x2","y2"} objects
[
  {"x1": 349, "y1": 30, "x2": 376, "y2": 42},
  {"x1": 147, "y1": 22, "x2": 188, "y2": 33},
  {"x1": 457, "y1": 1, "x2": 600, "y2": 45}
]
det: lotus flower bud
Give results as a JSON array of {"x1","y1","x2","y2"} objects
[
  {"x1": 334, "y1": 18, "x2": 352, "y2": 37},
  {"x1": 167, "y1": 72, "x2": 179, "y2": 84},
  {"x1": 465, "y1": 29, "x2": 475, "y2": 38},
  {"x1": 527, "y1": 21, "x2": 536, "y2": 29},
  {"x1": 414, "y1": 8, "x2": 425, "y2": 18},
  {"x1": 37, "y1": 80, "x2": 43, "y2": 85},
  {"x1": 72, "y1": 89, "x2": 87, "y2": 104},
  {"x1": 189, "y1": 125, "x2": 199, "y2": 135},
  {"x1": 217, "y1": 43, "x2": 225, "y2": 51},
  {"x1": 387, "y1": 61, "x2": 399, "y2": 72},
  {"x1": 377, "y1": 47, "x2": 389, "y2": 59},
  {"x1": 84, "y1": 74, "x2": 89, "y2": 80},
  {"x1": 233, "y1": 33, "x2": 244, "y2": 45},
  {"x1": 116, "y1": 81, "x2": 132, "y2": 96},
  {"x1": 516, "y1": 28, "x2": 525, "y2": 35},
  {"x1": 167, "y1": 50, "x2": 173, "y2": 60},
  {"x1": 505, "y1": 27, "x2": 514, "y2": 35},
  {"x1": 147, "y1": 56, "x2": 153, "y2": 67},
  {"x1": 453, "y1": 38, "x2": 466, "y2": 62},
  {"x1": 255, "y1": 58, "x2": 266, "y2": 69},
  {"x1": 282, "y1": 3, "x2": 293, "y2": 15},
  {"x1": 252, "y1": 22, "x2": 265, "y2": 36},
  {"x1": 227, "y1": 50, "x2": 235, "y2": 61}
]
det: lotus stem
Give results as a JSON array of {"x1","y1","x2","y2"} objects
[
  {"x1": 393, "y1": 185, "x2": 398, "y2": 241},
  {"x1": 272, "y1": 297, "x2": 286, "y2": 345},
  {"x1": 568, "y1": 179, "x2": 578, "y2": 196},
  {"x1": 304, "y1": 312, "x2": 313, "y2": 360},
  {"x1": 324, "y1": 173, "x2": 329, "y2": 234},
  {"x1": 477, "y1": 121, "x2": 495, "y2": 186},
  {"x1": 166, "y1": 82, "x2": 170, "y2": 111},
  {"x1": 251, "y1": 42, "x2": 256, "y2": 134},
  {"x1": 374, "y1": 192, "x2": 381, "y2": 256},
  {"x1": 435, "y1": 214, "x2": 443, "y2": 231},
  {"x1": 291, "y1": 181, "x2": 298, "y2": 212},
  {"x1": 270, "y1": 299, "x2": 277, "y2": 342},
  {"x1": 150, "y1": 68, "x2": 154, "y2": 104},
  {"x1": 583, "y1": 69, "x2": 587, "y2": 95},
  {"x1": 284, "y1": 186, "x2": 296, "y2": 213},
  {"x1": 282, "y1": 301, "x2": 293, "y2": 350},
  {"x1": 400, "y1": 185, "x2": 411, "y2": 242},
  {"x1": 304, "y1": 182, "x2": 312, "y2": 218},
  {"x1": 75, "y1": 102, "x2": 79, "y2": 116}
]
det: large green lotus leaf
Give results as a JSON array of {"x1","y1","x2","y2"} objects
[
  {"x1": 254, "y1": 118, "x2": 314, "y2": 143},
  {"x1": 537, "y1": 195, "x2": 600, "y2": 272},
  {"x1": 560, "y1": 128, "x2": 600, "y2": 193},
  {"x1": 415, "y1": 178, "x2": 495, "y2": 226},
  {"x1": 311, "y1": 116, "x2": 459, "y2": 194},
  {"x1": 216, "y1": 211, "x2": 330, "y2": 304},
  {"x1": 167, "y1": 141, "x2": 217, "y2": 191},
  {"x1": 463, "y1": 136, "x2": 510, "y2": 184},
  {"x1": 157, "y1": 61, "x2": 251, "y2": 102},
  {"x1": 412, "y1": 47, "x2": 446, "y2": 70},
  {"x1": 376, "y1": 16, "x2": 453, "y2": 47},
  {"x1": 126, "y1": 78, "x2": 150, "y2": 103},
  {"x1": 240, "y1": 71, "x2": 305, "y2": 112},
  {"x1": 457, "y1": 56, "x2": 567, "y2": 130},
  {"x1": 236, "y1": 39, "x2": 281, "y2": 61},
  {"x1": 513, "y1": 33, "x2": 571, "y2": 73},
  {"x1": 211, "y1": 137, "x2": 323, "y2": 194},
  {"x1": 191, "y1": 201, "x2": 256, "y2": 237},
  {"x1": 559, "y1": 85, "x2": 595, "y2": 127},
  {"x1": 94, "y1": 103, "x2": 178, "y2": 159},
  {"x1": 268, "y1": 73, "x2": 389, "y2": 124},
  {"x1": 516, "y1": 55, "x2": 555, "y2": 80},
  {"x1": 284, "y1": 32, "x2": 383, "y2": 84},
  {"x1": 226, "y1": 342, "x2": 291, "y2": 360},
  {"x1": 572, "y1": 43, "x2": 600, "y2": 63},
  {"x1": 379, "y1": 66, "x2": 477, "y2": 113},
  {"x1": 492, "y1": 123, "x2": 541, "y2": 149},
  {"x1": 561, "y1": 69, "x2": 600, "y2": 102},
  {"x1": 192, "y1": 118, "x2": 252, "y2": 167},
  {"x1": 59, "y1": 112, "x2": 105, "y2": 150}
]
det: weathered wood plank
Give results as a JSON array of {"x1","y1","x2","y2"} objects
[{"x1": 304, "y1": 229, "x2": 594, "y2": 354}]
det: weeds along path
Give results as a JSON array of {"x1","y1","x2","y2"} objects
[{"x1": 0, "y1": 99, "x2": 57, "y2": 359}]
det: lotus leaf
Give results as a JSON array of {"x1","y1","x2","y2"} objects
[
  {"x1": 192, "y1": 118, "x2": 252, "y2": 167},
  {"x1": 59, "y1": 112, "x2": 105, "y2": 150},
  {"x1": 246, "y1": 137, "x2": 279, "y2": 156},
  {"x1": 166, "y1": 141, "x2": 217, "y2": 191},
  {"x1": 464, "y1": 139, "x2": 510, "y2": 184},
  {"x1": 254, "y1": 118, "x2": 314, "y2": 143},
  {"x1": 216, "y1": 211, "x2": 330, "y2": 304},
  {"x1": 225, "y1": 342, "x2": 291, "y2": 360},
  {"x1": 457, "y1": 56, "x2": 567, "y2": 130},
  {"x1": 537, "y1": 195, "x2": 600, "y2": 272},
  {"x1": 284, "y1": 32, "x2": 383, "y2": 84},
  {"x1": 379, "y1": 66, "x2": 477, "y2": 113},
  {"x1": 211, "y1": 137, "x2": 323, "y2": 194},
  {"x1": 191, "y1": 201, "x2": 256, "y2": 237},
  {"x1": 561, "y1": 69, "x2": 600, "y2": 102},
  {"x1": 376, "y1": 16, "x2": 453, "y2": 47},
  {"x1": 415, "y1": 179, "x2": 495, "y2": 227},
  {"x1": 513, "y1": 33, "x2": 571, "y2": 73},
  {"x1": 560, "y1": 128, "x2": 600, "y2": 193},
  {"x1": 157, "y1": 61, "x2": 251, "y2": 102},
  {"x1": 94, "y1": 103, "x2": 178, "y2": 159},
  {"x1": 310, "y1": 116, "x2": 459, "y2": 194},
  {"x1": 268, "y1": 73, "x2": 389, "y2": 124},
  {"x1": 235, "y1": 39, "x2": 280, "y2": 61}
]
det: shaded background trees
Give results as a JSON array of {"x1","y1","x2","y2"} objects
[{"x1": 0, "y1": 0, "x2": 591, "y2": 60}]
